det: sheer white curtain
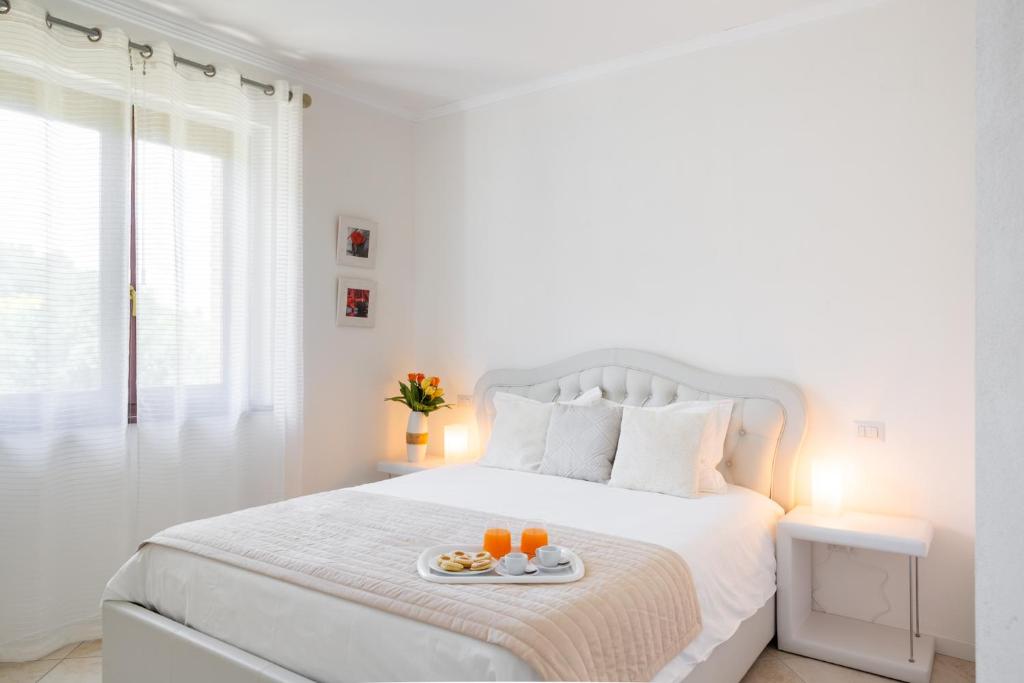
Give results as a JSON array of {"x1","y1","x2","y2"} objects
[
  {"x1": 130, "y1": 45, "x2": 303, "y2": 539},
  {"x1": 0, "y1": 0, "x2": 302, "y2": 660},
  {"x1": 0, "y1": 1, "x2": 133, "y2": 660}
]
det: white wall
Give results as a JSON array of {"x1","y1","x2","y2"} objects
[
  {"x1": 414, "y1": 0, "x2": 975, "y2": 657},
  {"x1": 976, "y1": 0, "x2": 1024, "y2": 680},
  {"x1": 302, "y1": 91, "x2": 416, "y2": 494}
]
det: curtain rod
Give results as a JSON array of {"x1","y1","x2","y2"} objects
[{"x1": 0, "y1": 0, "x2": 312, "y2": 109}]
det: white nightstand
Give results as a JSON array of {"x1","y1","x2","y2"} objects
[
  {"x1": 376, "y1": 458, "x2": 449, "y2": 478},
  {"x1": 777, "y1": 506, "x2": 935, "y2": 683}
]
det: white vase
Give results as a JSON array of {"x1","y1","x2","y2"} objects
[{"x1": 406, "y1": 411, "x2": 429, "y2": 462}]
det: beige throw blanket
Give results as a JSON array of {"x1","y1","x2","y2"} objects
[{"x1": 146, "y1": 489, "x2": 702, "y2": 681}]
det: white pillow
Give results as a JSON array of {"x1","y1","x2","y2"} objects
[
  {"x1": 660, "y1": 400, "x2": 733, "y2": 493},
  {"x1": 608, "y1": 405, "x2": 710, "y2": 498},
  {"x1": 539, "y1": 402, "x2": 623, "y2": 482},
  {"x1": 598, "y1": 398, "x2": 733, "y2": 493},
  {"x1": 480, "y1": 387, "x2": 602, "y2": 472}
]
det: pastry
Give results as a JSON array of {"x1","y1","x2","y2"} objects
[
  {"x1": 439, "y1": 559, "x2": 464, "y2": 572},
  {"x1": 436, "y1": 549, "x2": 492, "y2": 573}
]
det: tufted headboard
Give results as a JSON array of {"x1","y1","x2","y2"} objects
[{"x1": 473, "y1": 348, "x2": 807, "y2": 510}]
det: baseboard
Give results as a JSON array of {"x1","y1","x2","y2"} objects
[{"x1": 934, "y1": 635, "x2": 975, "y2": 662}]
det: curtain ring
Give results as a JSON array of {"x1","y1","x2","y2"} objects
[
  {"x1": 0, "y1": 1, "x2": 11, "y2": 15},
  {"x1": 132, "y1": 42, "x2": 153, "y2": 59},
  {"x1": 203, "y1": 64, "x2": 216, "y2": 77},
  {"x1": 263, "y1": 84, "x2": 276, "y2": 96},
  {"x1": 44, "y1": 12, "x2": 101, "y2": 42}
]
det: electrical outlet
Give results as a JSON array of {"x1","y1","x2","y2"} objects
[
  {"x1": 457, "y1": 394, "x2": 473, "y2": 408},
  {"x1": 855, "y1": 420, "x2": 885, "y2": 441}
]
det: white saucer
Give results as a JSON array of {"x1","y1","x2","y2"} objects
[
  {"x1": 534, "y1": 547, "x2": 572, "y2": 572},
  {"x1": 494, "y1": 558, "x2": 539, "y2": 577},
  {"x1": 535, "y1": 561, "x2": 572, "y2": 573}
]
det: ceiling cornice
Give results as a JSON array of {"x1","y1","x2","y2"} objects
[
  {"x1": 70, "y1": 0, "x2": 888, "y2": 124},
  {"x1": 70, "y1": 0, "x2": 419, "y2": 121},
  {"x1": 415, "y1": 0, "x2": 889, "y2": 122}
]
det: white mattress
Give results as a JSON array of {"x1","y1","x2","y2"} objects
[{"x1": 104, "y1": 464, "x2": 782, "y2": 682}]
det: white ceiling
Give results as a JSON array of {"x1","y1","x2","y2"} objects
[{"x1": 88, "y1": 0, "x2": 837, "y2": 118}]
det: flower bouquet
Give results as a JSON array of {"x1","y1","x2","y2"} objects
[{"x1": 387, "y1": 373, "x2": 452, "y2": 462}]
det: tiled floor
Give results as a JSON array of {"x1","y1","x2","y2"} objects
[
  {"x1": 742, "y1": 646, "x2": 976, "y2": 683},
  {"x1": 0, "y1": 640, "x2": 101, "y2": 683},
  {"x1": 1, "y1": 639, "x2": 974, "y2": 683}
]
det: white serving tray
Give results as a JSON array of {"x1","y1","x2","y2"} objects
[{"x1": 417, "y1": 544, "x2": 585, "y2": 584}]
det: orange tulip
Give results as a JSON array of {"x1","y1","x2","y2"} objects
[
  {"x1": 415, "y1": 373, "x2": 425, "y2": 383},
  {"x1": 407, "y1": 372, "x2": 417, "y2": 382},
  {"x1": 430, "y1": 376, "x2": 440, "y2": 387}
]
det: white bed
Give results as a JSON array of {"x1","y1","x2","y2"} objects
[
  {"x1": 106, "y1": 465, "x2": 782, "y2": 681},
  {"x1": 102, "y1": 348, "x2": 806, "y2": 682}
]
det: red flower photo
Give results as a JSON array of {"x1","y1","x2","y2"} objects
[
  {"x1": 346, "y1": 227, "x2": 370, "y2": 259},
  {"x1": 346, "y1": 287, "x2": 370, "y2": 318},
  {"x1": 336, "y1": 277, "x2": 376, "y2": 328},
  {"x1": 336, "y1": 216, "x2": 377, "y2": 269}
]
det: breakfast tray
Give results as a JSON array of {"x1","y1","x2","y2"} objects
[{"x1": 416, "y1": 544, "x2": 585, "y2": 584}]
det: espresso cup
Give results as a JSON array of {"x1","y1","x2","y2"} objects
[
  {"x1": 503, "y1": 552, "x2": 528, "y2": 575},
  {"x1": 536, "y1": 545, "x2": 563, "y2": 568}
]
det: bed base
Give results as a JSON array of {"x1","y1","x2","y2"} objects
[
  {"x1": 681, "y1": 596, "x2": 775, "y2": 683},
  {"x1": 103, "y1": 596, "x2": 773, "y2": 683},
  {"x1": 103, "y1": 601, "x2": 308, "y2": 683}
]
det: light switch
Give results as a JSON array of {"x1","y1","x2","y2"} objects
[{"x1": 855, "y1": 420, "x2": 885, "y2": 441}]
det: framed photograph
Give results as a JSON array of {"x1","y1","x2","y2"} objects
[
  {"x1": 337, "y1": 215, "x2": 377, "y2": 268},
  {"x1": 336, "y1": 277, "x2": 376, "y2": 328}
]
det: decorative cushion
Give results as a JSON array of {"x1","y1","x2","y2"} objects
[
  {"x1": 599, "y1": 398, "x2": 733, "y2": 493},
  {"x1": 480, "y1": 388, "x2": 602, "y2": 472},
  {"x1": 692, "y1": 400, "x2": 733, "y2": 492},
  {"x1": 539, "y1": 403, "x2": 623, "y2": 482},
  {"x1": 608, "y1": 405, "x2": 710, "y2": 498},
  {"x1": 652, "y1": 400, "x2": 733, "y2": 493}
]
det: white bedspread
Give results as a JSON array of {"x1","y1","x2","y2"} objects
[{"x1": 104, "y1": 464, "x2": 782, "y2": 682}]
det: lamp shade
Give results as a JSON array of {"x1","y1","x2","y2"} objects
[
  {"x1": 811, "y1": 458, "x2": 845, "y2": 516},
  {"x1": 443, "y1": 424, "x2": 470, "y2": 462}
]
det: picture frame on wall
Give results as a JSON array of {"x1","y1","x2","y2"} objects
[
  {"x1": 336, "y1": 277, "x2": 377, "y2": 328},
  {"x1": 337, "y1": 215, "x2": 377, "y2": 268}
]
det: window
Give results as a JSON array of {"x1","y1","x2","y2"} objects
[
  {"x1": 0, "y1": 89, "x2": 235, "y2": 425},
  {"x1": 131, "y1": 109, "x2": 233, "y2": 421},
  {"x1": 0, "y1": 109, "x2": 103, "y2": 393},
  {"x1": 0, "y1": 55, "x2": 295, "y2": 431},
  {"x1": 0, "y1": 69, "x2": 130, "y2": 430}
]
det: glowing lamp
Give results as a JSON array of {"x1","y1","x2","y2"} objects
[
  {"x1": 443, "y1": 424, "x2": 470, "y2": 462},
  {"x1": 811, "y1": 458, "x2": 845, "y2": 516}
]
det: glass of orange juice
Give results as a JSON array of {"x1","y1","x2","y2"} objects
[
  {"x1": 520, "y1": 520, "x2": 548, "y2": 558},
  {"x1": 483, "y1": 519, "x2": 512, "y2": 559}
]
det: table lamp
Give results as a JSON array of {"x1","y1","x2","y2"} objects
[{"x1": 443, "y1": 424, "x2": 470, "y2": 463}]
